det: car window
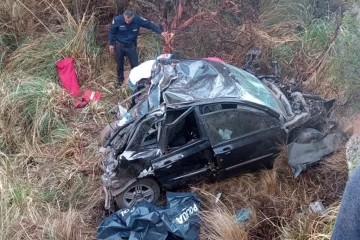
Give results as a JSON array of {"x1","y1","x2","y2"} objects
[
  {"x1": 265, "y1": 116, "x2": 281, "y2": 128},
  {"x1": 203, "y1": 109, "x2": 268, "y2": 146},
  {"x1": 163, "y1": 108, "x2": 200, "y2": 152},
  {"x1": 141, "y1": 121, "x2": 161, "y2": 149},
  {"x1": 126, "y1": 116, "x2": 160, "y2": 151}
]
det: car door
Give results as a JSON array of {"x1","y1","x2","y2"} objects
[
  {"x1": 152, "y1": 107, "x2": 214, "y2": 188},
  {"x1": 200, "y1": 103, "x2": 286, "y2": 179}
]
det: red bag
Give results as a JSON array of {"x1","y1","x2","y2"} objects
[{"x1": 56, "y1": 58, "x2": 82, "y2": 97}]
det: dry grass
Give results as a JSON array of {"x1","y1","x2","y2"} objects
[
  {"x1": 192, "y1": 148, "x2": 348, "y2": 239},
  {"x1": 199, "y1": 195, "x2": 249, "y2": 240},
  {"x1": 0, "y1": 1, "x2": 114, "y2": 239},
  {"x1": 280, "y1": 205, "x2": 340, "y2": 240},
  {"x1": 0, "y1": 147, "x2": 102, "y2": 239}
]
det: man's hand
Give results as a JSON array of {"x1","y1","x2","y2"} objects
[
  {"x1": 109, "y1": 45, "x2": 115, "y2": 55},
  {"x1": 161, "y1": 32, "x2": 175, "y2": 41}
]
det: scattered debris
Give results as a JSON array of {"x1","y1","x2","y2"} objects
[
  {"x1": 215, "y1": 193, "x2": 222, "y2": 203},
  {"x1": 157, "y1": 53, "x2": 174, "y2": 60},
  {"x1": 234, "y1": 208, "x2": 251, "y2": 225},
  {"x1": 96, "y1": 192, "x2": 201, "y2": 240},
  {"x1": 99, "y1": 147, "x2": 106, "y2": 153},
  {"x1": 309, "y1": 201, "x2": 331, "y2": 222},
  {"x1": 138, "y1": 166, "x2": 154, "y2": 178},
  {"x1": 117, "y1": 104, "x2": 128, "y2": 120},
  {"x1": 309, "y1": 201, "x2": 326, "y2": 215}
]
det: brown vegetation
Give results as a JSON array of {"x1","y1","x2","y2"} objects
[{"x1": 193, "y1": 149, "x2": 347, "y2": 239}]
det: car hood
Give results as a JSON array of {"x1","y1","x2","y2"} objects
[{"x1": 130, "y1": 59, "x2": 286, "y2": 119}]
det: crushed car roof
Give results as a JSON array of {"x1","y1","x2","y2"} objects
[{"x1": 130, "y1": 59, "x2": 286, "y2": 118}]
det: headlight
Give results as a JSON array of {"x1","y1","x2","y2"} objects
[
  {"x1": 111, "y1": 179, "x2": 121, "y2": 188},
  {"x1": 101, "y1": 174, "x2": 111, "y2": 187}
]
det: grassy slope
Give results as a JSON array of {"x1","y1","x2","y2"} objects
[
  {"x1": 0, "y1": 0, "x2": 360, "y2": 239},
  {"x1": 0, "y1": 1, "x2": 163, "y2": 239}
]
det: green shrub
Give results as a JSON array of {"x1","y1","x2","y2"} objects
[
  {"x1": 302, "y1": 18, "x2": 335, "y2": 55},
  {"x1": 273, "y1": 44, "x2": 295, "y2": 64},
  {"x1": 329, "y1": 13, "x2": 360, "y2": 98},
  {"x1": 137, "y1": 33, "x2": 163, "y2": 62},
  {"x1": 1, "y1": 77, "x2": 66, "y2": 144},
  {"x1": 260, "y1": 0, "x2": 315, "y2": 29}
]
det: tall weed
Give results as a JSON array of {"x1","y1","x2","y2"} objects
[{"x1": 260, "y1": 0, "x2": 315, "y2": 29}]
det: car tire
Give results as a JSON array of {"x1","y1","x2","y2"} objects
[
  {"x1": 100, "y1": 121, "x2": 118, "y2": 146},
  {"x1": 115, "y1": 178, "x2": 160, "y2": 209},
  {"x1": 294, "y1": 128, "x2": 323, "y2": 144}
]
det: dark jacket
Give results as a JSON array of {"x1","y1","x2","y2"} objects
[{"x1": 108, "y1": 15, "x2": 162, "y2": 45}]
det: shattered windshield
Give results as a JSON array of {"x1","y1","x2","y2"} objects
[{"x1": 225, "y1": 64, "x2": 285, "y2": 115}]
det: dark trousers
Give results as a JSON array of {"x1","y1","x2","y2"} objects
[
  {"x1": 115, "y1": 41, "x2": 139, "y2": 84},
  {"x1": 331, "y1": 165, "x2": 360, "y2": 240}
]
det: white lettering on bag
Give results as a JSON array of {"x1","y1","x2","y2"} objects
[
  {"x1": 120, "y1": 206, "x2": 136, "y2": 217},
  {"x1": 175, "y1": 203, "x2": 199, "y2": 224}
]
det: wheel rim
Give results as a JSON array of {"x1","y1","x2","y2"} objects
[{"x1": 122, "y1": 184, "x2": 155, "y2": 208}]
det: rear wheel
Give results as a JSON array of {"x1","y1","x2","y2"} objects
[{"x1": 115, "y1": 178, "x2": 160, "y2": 209}]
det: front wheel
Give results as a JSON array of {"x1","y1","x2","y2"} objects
[{"x1": 115, "y1": 178, "x2": 160, "y2": 209}]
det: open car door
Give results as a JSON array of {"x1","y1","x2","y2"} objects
[{"x1": 152, "y1": 107, "x2": 214, "y2": 188}]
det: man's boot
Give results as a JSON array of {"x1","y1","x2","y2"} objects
[{"x1": 115, "y1": 80, "x2": 123, "y2": 89}]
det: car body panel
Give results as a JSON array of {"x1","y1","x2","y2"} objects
[
  {"x1": 152, "y1": 139, "x2": 213, "y2": 188},
  {"x1": 213, "y1": 127, "x2": 286, "y2": 178}
]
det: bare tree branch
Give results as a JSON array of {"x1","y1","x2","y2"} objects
[
  {"x1": 160, "y1": 0, "x2": 171, "y2": 32},
  {"x1": 177, "y1": 12, "x2": 216, "y2": 31},
  {"x1": 170, "y1": 0, "x2": 186, "y2": 30}
]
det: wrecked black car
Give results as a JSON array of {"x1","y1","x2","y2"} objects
[{"x1": 100, "y1": 58, "x2": 336, "y2": 210}]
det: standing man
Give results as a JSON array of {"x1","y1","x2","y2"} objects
[{"x1": 108, "y1": 10, "x2": 167, "y2": 88}]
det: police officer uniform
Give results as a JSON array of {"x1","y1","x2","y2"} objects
[{"x1": 108, "y1": 15, "x2": 162, "y2": 86}]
